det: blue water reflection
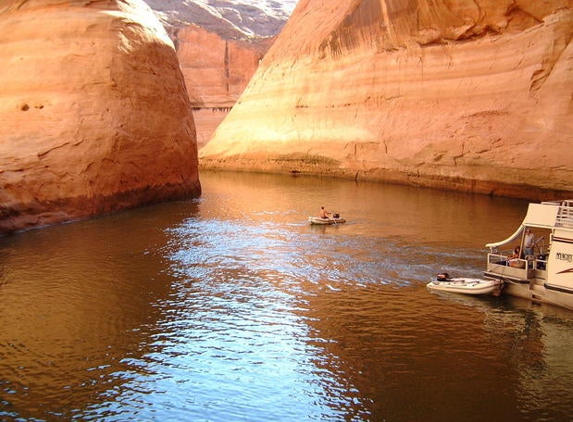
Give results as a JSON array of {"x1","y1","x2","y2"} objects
[{"x1": 156, "y1": 217, "x2": 371, "y2": 421}]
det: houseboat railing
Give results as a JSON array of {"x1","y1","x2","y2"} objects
[
  {"x1": 486, "y1": 253, "x2": 537, "y2": 281},
  {"x1": 487, "y1": 253, "x2": 530, "y2": 268},
  {"x1": 543, "y1": 200, "x2": 573, "y2": 228}
]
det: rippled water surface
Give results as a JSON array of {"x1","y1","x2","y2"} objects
[{"x1": 1, "y1": 171, "x2": 573, "y2": 421}]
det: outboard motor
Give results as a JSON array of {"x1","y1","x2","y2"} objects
[{"x1": 436, "y1": 272, "x2": 451, "y2": 281}]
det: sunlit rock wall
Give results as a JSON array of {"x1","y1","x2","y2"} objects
[
  {"x1": 0, "y1": 0, "x2": 201, "y2": 234},
  {"x1": 200, "y1": 0, "x2": 573, "y2": 200}
]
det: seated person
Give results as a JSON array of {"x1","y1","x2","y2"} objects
[
  {"x1": 319, "y1": 206, "x2": 330, "y2": 219},
  {"x1": 507, "y1": 246, "x2": 525, "y2": 268},
  {"x1": 508, "y1": 246, "x2": 521, "y2": 260}
]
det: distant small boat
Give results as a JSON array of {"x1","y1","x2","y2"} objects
[
  {"x1": 308, "y1": 216, "x2": 346, "y2": 225},
  {"x1": 427, "y1": 274, "x2": 501, "y2": 295}
]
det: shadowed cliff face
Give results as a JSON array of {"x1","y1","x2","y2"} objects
[
  {"x1": 200, "y1": 0, "x2": 573, "y2": 200},
  {"x1": 176, "y1": 24, "x2": 271, "y2": 148},
  {"x1": 0, "y1": 0, "x2": 201, "y2": 234}
]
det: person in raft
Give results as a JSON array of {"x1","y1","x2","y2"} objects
[{"x1": 319, "y1": 206, "x2": 331, "y2": 219}]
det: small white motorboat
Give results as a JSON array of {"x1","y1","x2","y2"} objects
[
  {"x1": 427, "y1": 273, "x2": 501, "y2": 295},
  {"x1": 308, "y1": 216, "x2": 346, "y2": 225}
]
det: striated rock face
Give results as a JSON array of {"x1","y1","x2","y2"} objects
[
  {"x1": 0, "y1": 0, "x2": 201, "y2": 235},
  {"x1": 176, "y1": 25, "x2": 271, "y2": 148},
  {"x1": 142, "y1": 1, "x2": 295, "y2": 149},
  {"x1": 140, "y1": 1, "x2": 297, "y2": 149},
  {"x1": 200, "y1": 0, "x2": 573, "y2": 200},
  {"x1": 179, "y1": 25, "x2": 269, "y2": 108}
]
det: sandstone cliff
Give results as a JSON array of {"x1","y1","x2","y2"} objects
[
  {"x1": 176, "y1": 25, "x2": 271, "y2": 148},
  {"x1": 141, "y1": 1, "x2": 295, "y2": 149},
  {"x1": 200, "y1": 0, "x2": 573, "y2": 200},
  {"x1": 0, "y1": 0, "x2": 201, "y2": 235}
]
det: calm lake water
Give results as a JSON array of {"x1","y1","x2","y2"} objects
[{"x1": 1, "y1": 171, "x2": 572, "y2": 422}]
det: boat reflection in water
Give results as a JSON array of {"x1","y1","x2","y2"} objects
[{"x1": 432, "y1": 290, "x2": 573, "y2": 419}]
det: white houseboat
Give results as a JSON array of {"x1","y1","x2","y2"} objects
[{"x1": 484, "y1": 200, "x2": 573, "y2": 310}]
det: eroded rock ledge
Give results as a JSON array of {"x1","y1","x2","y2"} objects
[
  {"x1": 200, "y1": 0, "x2": 573, "y2": 201},
  {"x1": 0, "y1": 0, "x2": 201, "y2": 234}
]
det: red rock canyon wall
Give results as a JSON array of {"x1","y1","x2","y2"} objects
[
  {"x1": 176, "y1": 25, "x2": 270, "y2": 148},
  {"x1": 200, "y1": 0, "x2": 573, "y2": 200},
  {"x1": 0, "y1": 0, "x2": 201, "y2": 234}
]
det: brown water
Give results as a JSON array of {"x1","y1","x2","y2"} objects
[{"x1": 1, "y1": 171, "x2": 572, "y2": 421}]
